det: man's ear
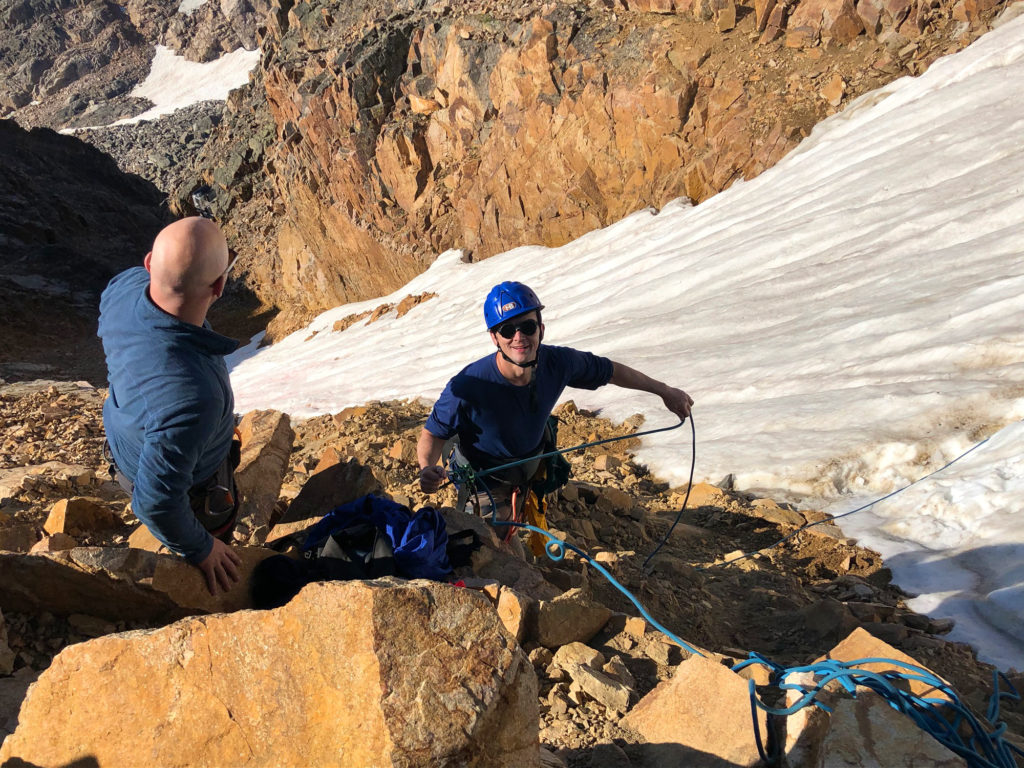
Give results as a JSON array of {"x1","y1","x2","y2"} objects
[
  {"x1": 538, "y1": 322, "x2": 545, "y2": 343},
  {"x1": 212, "y1": 274, "x2": 226, "y2": 300},
  {"x1": 489, "y1": 331, "x2": 499, "y2": 347},
  {"x1": 143, "y1": 251, "x2": 153, "y2": 274}
]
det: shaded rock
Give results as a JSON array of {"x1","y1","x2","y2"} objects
[
  {"x1": 0, "y1": 608, "x2": 13, "y2": 675},
  {"x1": 799, "y1": 598, "x2": 860, "y2": 643},
  {"x1": 0, "y1": 580, "x2": 539, "y2": 767},
  {"x1": 589, "y1": 742, "x2": 630, "y2": 767},
  {"x1": 572, "y1": 665, "x2": 633, "y2": 713},
  {"x1": 234, "y1": 408, "x2": 294, "y2": 544},
  {"x1": 0, "y1": 667, "x2": 38, "y2": 740},
  {"x1": 280, "y1": 456, "x2": 382, "y2": 524},
  {"x1": 0, "y1": 546, "x2": 274, "y2": 623},
  {"x1": 598, "y1": 486, "x2": 634, "y2": 513},
  {"x1": 0, "y1": 119, "x2": 167, "y2": 383},
  {"x1": 0, "y1": 522, "x2": 38, "y2": 553},
  {"x1": 623, "y1": 654, "x2": 766, "y2": 766},
  {"x1": 536, "y1": 588, "x2": 613, "y2": 648},
  {"x1": 860, "y1": 620, "x2": 909, "y2": 645},
  {"x1": 644, "y1": 638, "x2": 680, "y2": 666}
]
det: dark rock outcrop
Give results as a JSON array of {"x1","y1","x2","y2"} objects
[{"x1": 0, "y1": 119, "x2": 168, "y2": 383}]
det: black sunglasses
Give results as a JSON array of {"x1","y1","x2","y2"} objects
[{"x1": 496, "y1": 319, "x2": 539, "y2": 339}]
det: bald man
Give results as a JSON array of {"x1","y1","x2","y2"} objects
[{"x1": 98, "y1": 217, "x2": 243, "y2": 595}]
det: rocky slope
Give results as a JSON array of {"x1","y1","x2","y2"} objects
[
  {"x1": 0, "y1": 0, "x2": 268, "y2": 121},
  {"x1": 1, "y1": 379, "x2": 1020, "y2": 763},
  {"x1": 2, "y1": 0, "x2": 1014, "y2": 346}
]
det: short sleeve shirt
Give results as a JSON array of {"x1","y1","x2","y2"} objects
[{"x1": 424, "y1": 344, "x2": 613, "y2": 465}]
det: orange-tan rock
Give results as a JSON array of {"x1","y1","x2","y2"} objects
[
  {"x1": 623, "y1": 653, "x2": 767, "y2": 766},
  {"x1": 234, "y1": 408, "x2": 294, "y2": 544},
  {"x1": 43, "y1": 496, "x2": 116, "y2": 536},
  {"x1": 0, "y1": 580, "x2": 539, "y2": 767}
]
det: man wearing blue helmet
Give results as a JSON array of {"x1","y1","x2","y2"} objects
[{"x1": 416, "y1": 281, "x2": 693, "y2": 524}]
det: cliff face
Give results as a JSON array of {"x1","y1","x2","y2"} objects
[
  {"x1": 1, "y1": 0, "x2": 1007, "y2": 342},
  {"x1": 175, "y1": 0, "x2": 1005, "y2": 339}
]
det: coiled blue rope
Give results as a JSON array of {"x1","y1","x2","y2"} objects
[{"x1": 734, "y1": 653, "x2": 1023, "y2": 767}]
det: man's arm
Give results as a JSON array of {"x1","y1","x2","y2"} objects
[
  {"x1": 134, "y1": 406, "x2": 240, "y2": 595},
  {"x1": 609, "y1": 362, "x2": 694, "y2": 421},
  {"x1": 417, "y1": 427, "x2": 447, "y2": 492}
]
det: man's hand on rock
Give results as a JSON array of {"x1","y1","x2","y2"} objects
[
  {"x1": 418, "y1": 465, "x2": 446, "y2": 493},
  {"x1": 196, "y1": 537, "x2": 242, "y2": 596}
]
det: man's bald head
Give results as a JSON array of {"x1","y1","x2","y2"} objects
[{"x1": 145, "y1": 217, "x2": 230, "y2": 324}]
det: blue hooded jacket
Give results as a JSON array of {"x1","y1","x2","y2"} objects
[{"x1": 98, "y1": 267, "x2": 238, "y2": 563}]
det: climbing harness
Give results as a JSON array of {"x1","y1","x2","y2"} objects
[{"x1": 445, "y1": 415, "x2": 693, "y2": 563}]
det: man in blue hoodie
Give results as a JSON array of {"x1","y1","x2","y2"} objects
[{"x1": 98, "y1": 217, "x2": 242, "y2": 595}]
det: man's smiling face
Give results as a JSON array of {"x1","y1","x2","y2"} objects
[{"x1": 490, "y1": 310, "x2": 543, "y2": 366}]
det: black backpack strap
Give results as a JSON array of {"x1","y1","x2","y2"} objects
[
  {"x1": 318, "y1": 522, "x2": 396, "y2": 579},
  {"x1": 446, "y1": 528, "x2": 481, "y2": 569}
]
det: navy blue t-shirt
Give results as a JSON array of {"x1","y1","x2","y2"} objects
[{"x1": 424, "y1": 344, "x2": 613, "y2": 465}]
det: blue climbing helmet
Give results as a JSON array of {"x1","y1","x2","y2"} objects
[{"x1": 483, "y1": 281, "x2": 544, "y2": 330}]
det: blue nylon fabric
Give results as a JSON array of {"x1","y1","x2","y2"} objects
[
  {"x1": 98, "y1": 267, "x2": 238, "y2": 562},
  {"x1": 303, "y1": 495, "x2": 453, "y2": 581}
]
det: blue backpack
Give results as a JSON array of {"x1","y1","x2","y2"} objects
[
  {"x1": 302, "y1": 495, "x2": 453, "y2": 581},
  {"x1": 251, "y1": 495, "x2": 471, "y2": 609}
]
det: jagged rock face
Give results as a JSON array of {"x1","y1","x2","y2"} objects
[
  {"x1": 0, "y1": 120, "x2": 168, "y2": 383},
  {"x1": 0, "y1": 0, "x2": 147, "y2": 117},
  {"x1": 204, "y1": 0, "x2": 801, "y2": 329},
  {"x1": 125, "y1": 0, "x2": 272, "y2": 61},
  {"x1": 177, "y1": 0, "x2": 1009, "y2": 339}
]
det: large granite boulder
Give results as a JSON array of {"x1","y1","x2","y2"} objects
[{"x1": 0, "y1": 580, "x2": 539, "y2": 767}]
